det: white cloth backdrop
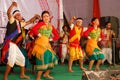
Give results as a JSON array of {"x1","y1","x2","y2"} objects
[
  {"x1": 0, "y1": 0, "x2": 61, "y2": 28},
  {"x1": 63, "y1": 0, "x2": 120, "y2": 27},
  {"x1": 1, "y1": 0, "x2": 120, "y2": 43},
  {"x1": 0, "y1": 0, "x2": 63, "y2": 43}
]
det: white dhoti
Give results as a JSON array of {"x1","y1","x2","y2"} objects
[
  {"x1": 7, "y1": 42, "x2": 25, "y2": 67},
  {"x1": 102, "y1": 48, "x2": 112, "y2": 64},
  {"x1": 61, "y1": 44, "x2": 68, "y2": 63}
]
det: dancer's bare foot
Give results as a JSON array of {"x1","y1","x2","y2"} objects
[
  {"x1": 43, "y1": 74, "x2": 54, "y2": 80},
  {"x1": 94, "y1": 67, "x2": 99, "y2": 71},
  {"x1": 68, "y1": 69, "x2": 74, "y2": 72},
  {"x1": 88, "y1": 68, "x2": 92, "y2": 71},
  {"x1": 80, "y1": 67, "x2": 87, "y2": 71},
  {"x1": 20, "y1": 75, "x2": 30, "y2": 79}
]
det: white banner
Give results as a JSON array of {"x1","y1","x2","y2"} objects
[
  {"x1": 0, "y1": 0, "x2": 63, "y2": 28},
  {"x1": 0, "y1": 0, "x2": 63, "y2": 43}
]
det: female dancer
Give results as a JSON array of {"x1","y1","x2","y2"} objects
[
  {"x1": 29, "y1": 11, "x2": 59, "y2": 80},
  {"x1": 84, "y1": 17, "x2": 104, "y2": 71}
]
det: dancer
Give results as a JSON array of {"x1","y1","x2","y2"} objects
[
  {"x1": 2, "y1": 2, "x2": 40, "y2": 80},
  {"x1": 29, "y1": 11, "x2": 59, "y2": 80},
  {"x1": 84, "y1": 17, "x2": 104, "y2": 71},
  {"x1": 68, "y1": 17, "x2": 86, "y2": 72}
]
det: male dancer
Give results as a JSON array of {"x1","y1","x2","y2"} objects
[{"x1": 2, "y1": 2, "x2": 40, "y2": 80}]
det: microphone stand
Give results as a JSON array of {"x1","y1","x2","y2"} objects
[{"x1": 112, "y1": 38, "x2": 116, "y2": 66}]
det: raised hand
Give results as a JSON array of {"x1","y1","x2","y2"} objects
[
  {"x1": 12, "y1": 1, "x2": 17, "y2": 7},
  {"x1": 72, "y1": 16, "x2": 76, "y2": 20}
]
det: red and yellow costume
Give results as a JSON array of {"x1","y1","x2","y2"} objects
[{"x1": 69, "y1": 26, "x2": 84, "y2": 60}]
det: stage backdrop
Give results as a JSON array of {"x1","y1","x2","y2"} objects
[
  {"x1": 0, "y1": 0, "x2": 63, "y2": 43},
  {"x1": 63, "y1": 0, "x2": 120, "y2": 38},
  {"x1": 63, "y1": 0, "x2": 120, "y2": 27}
]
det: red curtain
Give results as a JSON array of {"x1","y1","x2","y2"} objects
[{"x1": 93, "y1": 0, "x2": 100, "y2": 19}]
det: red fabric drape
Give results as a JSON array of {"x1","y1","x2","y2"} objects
[{"x1": 93, "y1": 0, "x2": 100, "y2": 19}]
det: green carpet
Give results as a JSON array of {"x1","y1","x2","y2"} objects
[{"x1": 0, "y1": 64, "x2": 119, "y2": 80}]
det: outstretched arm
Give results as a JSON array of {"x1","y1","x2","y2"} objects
[
  {"x1": 25, "y1": 14, "x2": 40, "y2": 26},
  {"x1": 83, "y1": 26, "x2": 94, "y2": 39}
]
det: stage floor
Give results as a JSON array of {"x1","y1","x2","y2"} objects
[{"x1": 0, "y1": 64, "x2": 120, "y2": 80}]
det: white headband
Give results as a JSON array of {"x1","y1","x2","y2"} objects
[{"x1": 13, "y1": 11, "x2": 21, "y2": 16}]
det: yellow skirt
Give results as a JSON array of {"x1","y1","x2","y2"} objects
[
  {"x1": 86, "y1": 39, "x2": 101, "y2": 55},
  {"x1": 69, "y1": 46, "x2": 84, "y2": 60},
  {"x1": 32, "y1": 35, "x2": 54, "y2": 60}
]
